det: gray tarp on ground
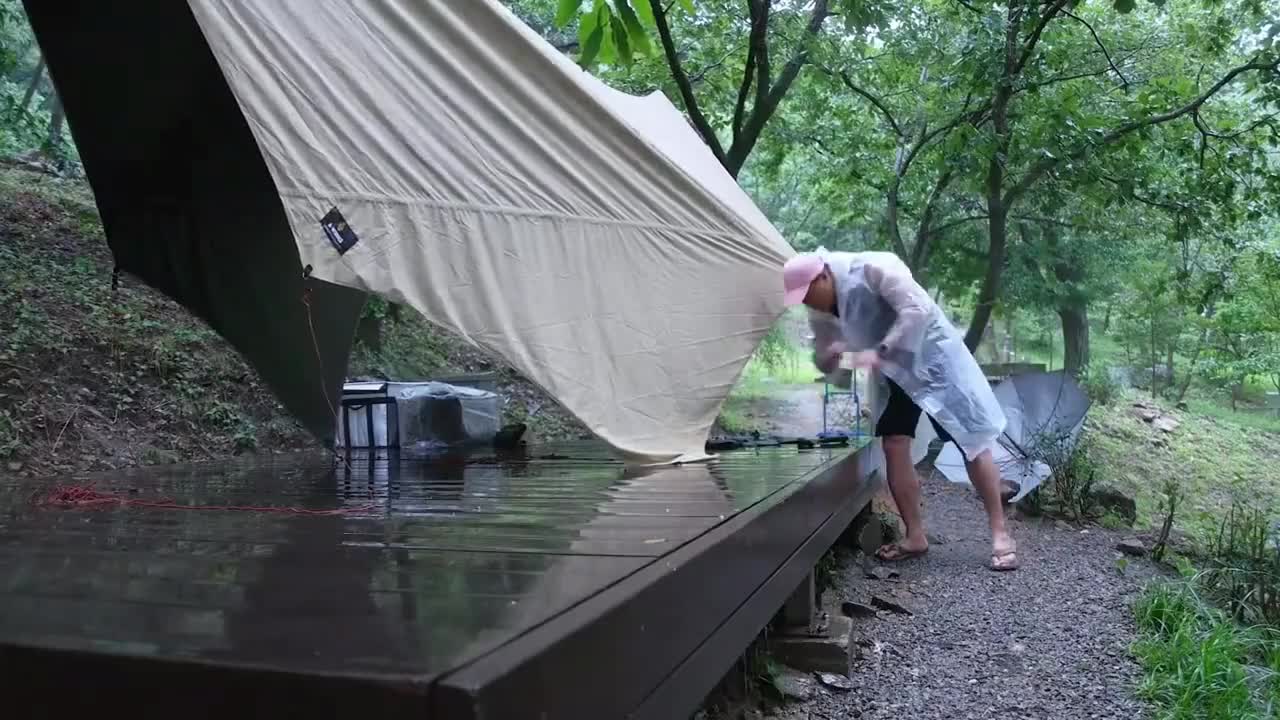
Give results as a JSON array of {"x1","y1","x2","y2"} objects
[{"x1": 28, "y1": 0, "x2": 793, "y2": 463}]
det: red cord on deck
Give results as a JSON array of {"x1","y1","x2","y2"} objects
[{"x1": 36, "y1": 484, "x2": 376, "y2": 515}]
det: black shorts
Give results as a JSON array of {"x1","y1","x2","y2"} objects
[{"x1": 875, "y1": 379, "x2": 957, "y2": 448}]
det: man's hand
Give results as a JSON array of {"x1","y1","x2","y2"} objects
[
  {"x1": 815, "y1": 341, "x2": 847, "y2": 373},
  {"x1": 848, "y1": 350, "x2": 881, "y2": 371}
]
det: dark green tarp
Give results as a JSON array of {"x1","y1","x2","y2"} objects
[{"x1": 23, "y1": 0, "x2": 365, "y2": 446}]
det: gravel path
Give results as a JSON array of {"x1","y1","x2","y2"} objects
[{"x1": 769, "y1": 467, "x2": 1161, "y2": 720}]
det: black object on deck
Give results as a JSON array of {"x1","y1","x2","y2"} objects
[{"x1": 0, "y1": 442, "x2": 872, "y2": 719}]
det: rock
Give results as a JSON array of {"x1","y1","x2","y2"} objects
[
  {"x1": 1132, "y1": 406, "x2": 1160, "y2": 422},
  {"x1": 857, "y1": 517, "x2": 884, "y2": 556},
  {"x1": 999, "y1": 481, "x2": 1019, "y2": 505},
  {"x1": 769, "y1": 615, "x2": 854, "y2": 675},
  {"x1": 1175, "y1": 401, "x2": 1189, "y2": 411},
  {"x1": 5, "y1": 461, "x2": 21, "y2": 473},
  {"x1": 864, "y1": 565, "x2": 899, "y2": 581},
  {"x1": 815, "y1": 672, "x2": 854, "y2": 692},
  {"x1": 1055, "y1": 519, "x2": 1073, "y2": 531},
  {"x1": 926, "y1": 532, "x2": 949, "y2": 545},
  {"x1": 1116, "y1": 538, "x2": 1147, "y2": 557},
  {"x1": 776, "y1": 669, "x2": 817, "y2": 701},
  {"x1": 842, "y1": 601, "x2": 877, "y2": 618},
  {"x1": 1152, "y1": 416, "x2": 1179, "y2": 433},
  {"x1": 1091, "y1": 485, "x2": 1137, "y2": 525},
  {"x1": 870, "y1": 595, "x2": 913, "y2": 616}
]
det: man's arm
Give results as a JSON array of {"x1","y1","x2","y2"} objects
[
  {"x1": 808, "y1": 309, "x2": 844, "y2": 374},
  {"x1": 863, "y1": 257, "x2": 932, "y2": 360}
]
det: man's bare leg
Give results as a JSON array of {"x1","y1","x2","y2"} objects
[
  {"x1": 965, "y1": 449, "x2": 1018, "y2": 570},
  {"x1": 876, "y1": 435, "x2": 929, "y2": 559}
]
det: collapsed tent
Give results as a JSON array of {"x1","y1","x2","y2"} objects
[
  {"x1": 935, "y1": 370, "x2": 1092, "y2": 502},
  {"x1": 25, "y1": 0, "x2": 794, "y2": 463}
]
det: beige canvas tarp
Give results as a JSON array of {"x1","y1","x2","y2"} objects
[{"x1": 185, "y1": 0, "x2": 795, "y2": 462}]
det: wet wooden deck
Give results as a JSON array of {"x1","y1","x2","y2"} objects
[{"x1": 0, "y1": 442, "x2": 872, "y2": 719}]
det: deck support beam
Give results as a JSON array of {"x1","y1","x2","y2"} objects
[{"x1": 781, "y1": 571, "x2": 815, "y2": 629}]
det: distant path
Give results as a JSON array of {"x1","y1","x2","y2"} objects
[
  {"x1": 733, "y1": 383, "x2": 841, "y2": 438},
  {"x1": 769, "y1": 468, "x2": 1158, "y2": 720}
]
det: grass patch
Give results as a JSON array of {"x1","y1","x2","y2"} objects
[
  {"x1": 734, "y1": 345, "x2": 814, "y2": 395},
  {"x1": 716, "y1": 397, "x2": 759, "y2": 435},
  {"x1": 1133, "y1": 582, "x2": 1280, "y2": 719},
  {"x1": 1185, "y1": 398, "x2": 1280, "y2": 435},
  {"x1": 1087, "y1": 389, "x2": 1280, "y2": 539}
]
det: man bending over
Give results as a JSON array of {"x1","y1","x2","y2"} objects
[{"x1": 782, "y1": 249, "x2": 1017, "y2": 571}]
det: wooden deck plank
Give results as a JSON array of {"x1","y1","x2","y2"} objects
[{"x1": 0, "y1": 442, "x2": 852, "y2": 717}]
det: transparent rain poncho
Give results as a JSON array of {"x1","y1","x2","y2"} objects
[{"x1": 806, "y1": 250, "x2": 1007, "y2": 465}]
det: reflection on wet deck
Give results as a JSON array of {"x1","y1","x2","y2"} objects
[{"x1": 0, "y1": 443, "x2": 849, "y2": 690}]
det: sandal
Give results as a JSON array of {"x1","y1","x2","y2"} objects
[
  {"x1": 989, "y1": 549, "x2": 1019, "y2": 571},
  {"x1": 876, "y1": 543, "x2": 928, "y2": 562}
]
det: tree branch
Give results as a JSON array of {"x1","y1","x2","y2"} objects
[
  {"x1": 733, "y1": 23, "x2": 759, "y2": 140},
  {"x1": 1005, "y1": 57, "x2": 1279, "y2": 206},
  {"x1": 826, "y1": 67, "x2": 903, "y2": 136},
  {"x1": 1099, "y1": 174, "x2": 1189, "y2": 212},
  {"x1": 652, "y1": 0, "x2": 728, "y2": 166},
  {"x1": 1061, "y1": 10, "x2": 1128, "y2": 91},
  {"x1": 910, "y1": 166, "x2": 957, "y2": 270},
  {"x1": 1014, "y1": 0, "x2": 1069, "y2": 75},
  {"x1": 929, "y1": 214, "x2": 990, "y2": 236},
  {"x1": 723, "y1": 0, "x2": 830, "y2": 175},
  {"x1": 1193, "y1": 110, "x2": 1280, "y2": 141},
  {"x1": 753, "y1": 0, "x2": 772, "y2": 118},
  {"x1": 690, "y1": 44, "x2": 745, "y2": 85},
  {"x1": 899, "y1": 94, "x2": 986, "y2": 177}
]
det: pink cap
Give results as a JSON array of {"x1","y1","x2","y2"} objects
[{"x1": 782, "y1": 253, "x2": 824, "y2": 306}]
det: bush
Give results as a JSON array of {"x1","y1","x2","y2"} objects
[
  {"x1": 1202, "y1": 501, "x2": 1280, "y2": 627},
  {"x1": 1027, "y1": 429, "x2": 1098, "y2": 522},
  {"x1": 1081, "y1": 363, "x2": 1121, "y2": 406}
]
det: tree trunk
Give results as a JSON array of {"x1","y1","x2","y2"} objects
[
  {"x1": 18, "y1": 54, "x2": 45, "y2": 117},
  {"x1": 965, "y1": 205, "x2": 1007, "y2": 352},
  {"x1": 1175, "y1": 324, "x2": 1211, "y2": 404},
  {"x1": 1149, "y1": 307, "x2": 1159, "y2": 397},
  {"x1": 964, "y1": 6, "x2": 1017, "y2": 353},
  {"x1": 1059, "y1": 303, "x2": 1089, "y2": 377},
  {"x1": 1046, "y1": 224, "x2": 1088, "y2": 376},
  {"x1": 355, "y1": 314, "x2": 384, "y2": 353},
  {"x1": 46, "y1": 96, "x2": 65, "y2": 150}
]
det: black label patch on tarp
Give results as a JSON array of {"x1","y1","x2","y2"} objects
[{"x1": 320, "y1": 207, "x2": 359, "y2": 255}]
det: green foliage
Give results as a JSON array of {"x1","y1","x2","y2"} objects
[
  {"x1": 1081, "y1": 362, "x2": 1122, "y2": 406},
  {"x1": 1202, "y1": 500, "x2": 1280, "y2": 626},
  {"x1": 552, "y1": 0, "x2": 657, "y2": 67},
  {"x1": 1132, "y1": 582, "x2": 1277, "y2": 719},
  {"x1": 348, "y1": 309, "x2": 452, "y2": 380},
  {"x1": 1034, "y1": 430, "x2": 1100, "y2": 522}
]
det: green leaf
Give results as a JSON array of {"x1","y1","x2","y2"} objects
[
  {"x1": 677, "y1": 0, "x2": 695, "y2": 13},
  {"x1": 579, "y1": 8, "x2": 604, "y2": 66},
  {"x1": 631, "y1": 0, "x2": 656, "y2": 26},
  {"x1": 597, "y1": 8, "x2": 617, "y2": 64},
  {"x1": 1113, "y1": 0, "x2": 1136, "y2": 12},
  {"x1": 554, "y1": 0, "x2": 580, "y2": 28},
  {"x1": 616, "y1": 0, "x2": 653, "y2": 56},
  {"x1": 610, "y1": 16, "x2": 633, "y2": 63}
]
